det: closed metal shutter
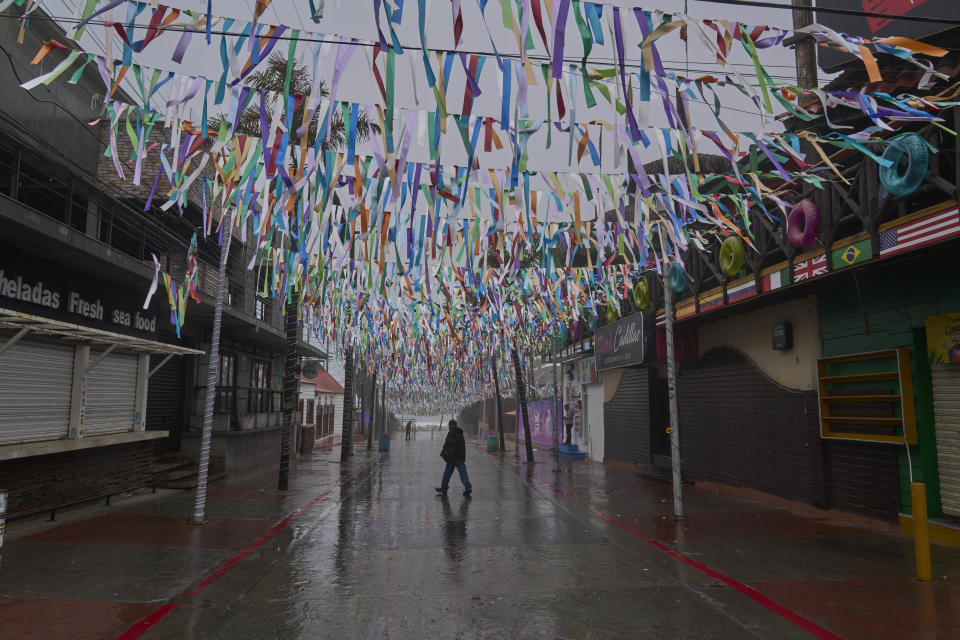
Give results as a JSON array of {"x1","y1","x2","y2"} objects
[
  {"x1": 146, "y1": 356, "x2": 185, "y2": 432},
  {"x1": 679, "y1": 348, "x2": 826, "y2": 509},
  {"x1": 85, "y1": 349, "x2": 138, "y2": 436},
  {"x1": 932, "y1": 365, "x2": 960, "y2": 518},
  {"x1": 603, "y1": 366, "x2": 651, "y2": 465},
  {"x1": 0, "y1": 338, "x2": 73, "y2": 443},
  {"x1": 146, "y1": 355, "x2": 185, "y2": 454}
]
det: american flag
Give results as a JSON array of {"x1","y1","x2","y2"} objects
[
  {"x1": 793, "y1": 253, "x2": 827, "y2": 282},
  {"x1": 880, "y1": 207, "x2": 960, "y2": 257}
]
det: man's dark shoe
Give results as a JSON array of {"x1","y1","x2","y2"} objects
[
  {"x1": 435, "y1": 487, "x2": 447, "y2": 495},
  {"x1": 463, "y1": 489, "x2": 472, "y2": 497}
]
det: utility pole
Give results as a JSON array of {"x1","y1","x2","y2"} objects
[
  {"x1": 659, "y1": 230, "x2": 684, "y2": 520},
  {"x1": 192, "y1": 209, "x2": 234, "y2": 525},
  {"x1": 792, "y1": 0, "x2": 818, "y2": 90},
  {"x1": 552, "y1": 351, "x2": 560, "y2": 474}
]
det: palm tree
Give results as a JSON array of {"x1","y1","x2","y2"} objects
[
  {"x1": 233, "y1": 53, "x2": 379, "y2": 150},
  {"x1": 228, "y1": 54, "x2": 379, "y2": 477}
]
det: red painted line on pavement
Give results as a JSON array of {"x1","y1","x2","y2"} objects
[
  {"x1": 504, "y1": 460, "x2": 843, "y2": 640},
  {"x1": 113, "y1": 457, "x2": 380, "y2": 640},
  {"x1": 112, "y1": 604, "x2": 180, "y2": 640}
]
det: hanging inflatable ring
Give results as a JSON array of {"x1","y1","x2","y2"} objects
[
  {"x1": 606, "y1": 306, "x2": 620, "y2": 324},
  {"x1": 787, "y1": 199, "x2": 819, "y2": 248},
  {"x1": 633, "y1": 279, "x2": 650, "y2": 310},
  {"x1": 879, "y1": 132, "x2": 929, "y2": 196},
  {"x1": 719, "y1": 236, "x2": 745, "y2": 277},
  {"x1": 588, "y1": 315, "x2": 599, "y2": 332},
  {"x1": 669, "y1": 262, "x2": 687, "y2": 293},
  {"x1": 570, "y1": 320, "x2": 581, "y2": 341}
]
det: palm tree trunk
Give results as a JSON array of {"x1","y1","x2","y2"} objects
[
  {"x1": 512, "y1": 347, "x2": 534, "y2": 463},
  {"x1": 279, "y1": 296, "x2": 298, "y2": 490},
  {"x1": 367, "y1": 365, "x2": 377, "y2": 450},
  {"x1": 491, "y1": 354, "x2": 505, "y2": 451},
  {"x1": 340, "y1": 345, "x2": 354, "y2": 462}
]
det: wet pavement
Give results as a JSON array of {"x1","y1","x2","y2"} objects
[{"x1": 2, "y1": 434, "x2": 959, "y2": 639}]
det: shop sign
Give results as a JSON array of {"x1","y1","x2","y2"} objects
[
  {"x1": 595, "y1": 312, "x2": 652, "y2": 371},
  {"x1": 926, "y1": 313, "x2": 960, "y2": 364},
  {"x1": 0, "y1": 246, "x2": 162, "y2": 340}
]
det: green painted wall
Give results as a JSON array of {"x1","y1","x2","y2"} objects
[{"x1": 818, "y1": 254, "x2": 960, "y2": 517}]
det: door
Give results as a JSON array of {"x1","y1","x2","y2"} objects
[
  {"x1": 649, "y1": 376, "x2": 669, "y2": 458},
  {"x1": 585, "y1": 382, "x2": 604, "y2": 462},
  {"x1": 932, "y1": 364, "x2": 960, "y2": 518},
  {"x1": 0, "y1": 338, "x2": 73, "y2": 443},
  {"x1": 85, "y1": 348, "x2": 139, "y2": 435}
]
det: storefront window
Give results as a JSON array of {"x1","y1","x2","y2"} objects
[
  {"x1": 271, "y1": 356, "x2": 283, "y2": 412},
  {"x1": 249, "y1": 359, "x2": 270, "y2": 413},
  {"x1": 215, "y1": 353, "x2": 236, "y2": 413}
]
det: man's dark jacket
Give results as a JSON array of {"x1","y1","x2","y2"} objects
[{"x1": 442, "y1": 426, "x2": 467, "y2": 461}]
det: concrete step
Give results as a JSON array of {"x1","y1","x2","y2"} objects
[
  {"x1": 153, "y1": 457, "x2": 225, "y2": 488},
  {"x1": 161, "y1": 470, "x2": 227, "y2": 490}
]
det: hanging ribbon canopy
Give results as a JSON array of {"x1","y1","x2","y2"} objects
[{"x1": 9, "y1": 0, "x2": 959, "y2": 415}]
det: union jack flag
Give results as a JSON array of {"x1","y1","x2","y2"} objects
[
  {"x1": 879, "y1": 207, "x2": 960, "y2": 257},
  {"x1": 793, "y1": 253, "x2": 827, "y2": 282}
]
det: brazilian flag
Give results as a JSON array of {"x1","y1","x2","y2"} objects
[{"x1": 831, "y1": 238, "x2": 872, "y2": 268}]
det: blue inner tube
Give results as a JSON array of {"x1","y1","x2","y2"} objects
[
  {"x1": 879, "y1": 132, "x2": 929, "y2": 196},
  {"x1": 587, "y1": 315, "x2": 598, "y2": 332},
  {"x1": 669, "y1": 262, "x2": 686, "y2": 293}
]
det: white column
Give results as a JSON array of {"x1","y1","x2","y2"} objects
[
  {"x1": 134, "y1": 353, "x2": 150, "y2": 432},
  {"x1": 69, "y1": 344, "x2": 89, "y2": 439}
]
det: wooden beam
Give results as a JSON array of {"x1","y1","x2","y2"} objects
[
  {"x1": 149, "y1": 354, "x2": 175, "y2": 378},
  {"x1": 86, "y1": 344, "x2": 117, "y2": 374},
  {"x1": 0, "y1": 327, "x2": 30, "y2": 357},
  {"x1": 823, "y1": 395, "x2": 901, "y2": 402}
]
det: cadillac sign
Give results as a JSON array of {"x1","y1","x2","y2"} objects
[{"x1": 595, "y1": 313, "x2": 653, "y2": 371}]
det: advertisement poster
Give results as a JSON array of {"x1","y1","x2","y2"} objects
[
  {"x1": 518, "y1": 398, "x2": 558, "y2": 447},
  {"x1": 926, "y1": 313, "x2": 960, "y2": 364}
]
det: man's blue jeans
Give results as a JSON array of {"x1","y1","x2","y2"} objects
[{"x1": 440, "y1": 459, "x2": 472, "y2": 491}]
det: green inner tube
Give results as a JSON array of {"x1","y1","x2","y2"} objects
[
  {"x1": 669, "y1": 263, "x2": 686, "y2": 293},
  {"x1": 719, "y1": 236, "x2": 745, "y2": 277},
  {"x1": 588, "y1": 315, "x2": 599, "y2": 332},
  {"x1": 606, "y1": 306, "x2": 620, "y2": 323},
  {"x1": 633, "y1": 279, "x2": 650, "y2": 309}
]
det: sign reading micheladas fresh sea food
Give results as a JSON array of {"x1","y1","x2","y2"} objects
[
  {"x1": 0, "y1": 245, "x2": 162, "y2": 340},
  {"x1": 595, "y1": 313, "x2": 653, "y2": 371}
]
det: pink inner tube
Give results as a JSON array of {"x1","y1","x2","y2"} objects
[{"x1": 787, "y1": 199, "x2": 819, "y2": 248}]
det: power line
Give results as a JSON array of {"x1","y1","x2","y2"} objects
[{"x1": 698, "y1": 0, "x2": 960, "y2": 26}]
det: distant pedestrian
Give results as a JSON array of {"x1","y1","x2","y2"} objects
[
  {"x1": 563, "y1": 403, "x2": 574, "y2": 445},
  {"x1": 436, "y1": 419, "x2": 472, "y2": 497},
  {"x1": 405, "y1": 420, "x2": 412, "y2": 441}
]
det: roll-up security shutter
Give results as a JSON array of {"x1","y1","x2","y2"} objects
[
  {"x1": 0, "y1": 339, "x2": 73, "y2": 443},
  {"x1": 932, "y1": 364, "x2": 960, "y2": 518},
  {"x1": 603, "y1": 367, "x2": 651, "y2": 465},
  {"x1": 85, "y1": 349, "x2": 138, "y2": 436},
  {"x1": 146, "y1": 355, "x2": 185, "y2": 432}
]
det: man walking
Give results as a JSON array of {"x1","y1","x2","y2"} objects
[
  {"x1": 436, "y1": 419, "x2": 472, "y2": 497},
  {"x1": 405, "y1": 420, "x2": 412, "y2": 441}
]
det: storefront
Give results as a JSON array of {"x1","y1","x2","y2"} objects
[
  {"x1": 595, "y1": 313, "x2": 661, "y2": 468},
  {"x1": 926, "y1": 312, "x2": 960, "y2": 519},
  {"x1": 0, "y1": 244, "x2": 199, "y2": 517},
  {"x1": 560, "y1": 348, "x2": 599, "y2": 460}
]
